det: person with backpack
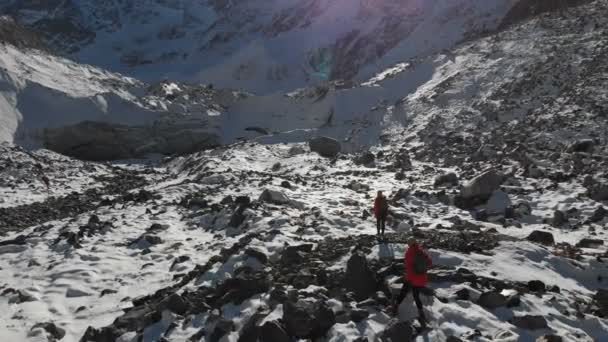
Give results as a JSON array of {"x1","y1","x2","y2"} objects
[
  {"x1": 393, "y1": 237, "x2": 433, "y2": 328},
  {"x1": 373, "y1": 191, "x2": 389, "y2": 236}
]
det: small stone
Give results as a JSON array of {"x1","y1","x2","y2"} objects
[{"x1": 510, "y1": 315, "x2": 548, "y2": 330}]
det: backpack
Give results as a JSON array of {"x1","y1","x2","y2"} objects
[
  {"x1": 378, "y1": 196, "x2": 388, "y2": 214},
  {"x1": 412, "y1": 250, "x2": 428, "y2": 275}
]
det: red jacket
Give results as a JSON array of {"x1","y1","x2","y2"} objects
[
  {"x1": 373, "y1": 196, "x2": 387, "y2": 218},
  {"x1": 404, "y1": 243, "x2": 432, "y2": 287}
]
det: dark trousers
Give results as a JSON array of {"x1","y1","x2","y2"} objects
[
  {"x1": 396, "y1": 282, "x2": 426, "y2": 322},
  {"x1": 376, "y1": 214, "x2": 387, "y2": 235}
]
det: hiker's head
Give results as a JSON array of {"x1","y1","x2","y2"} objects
[
  {"x1": 407, "y1": 237, "x2": 417, "y2": 246},
  {"x1": 377, "y1": 191, "x2": 383, "y2": 197}
]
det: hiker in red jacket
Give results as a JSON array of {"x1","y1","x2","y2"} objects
[
  {"x1": 393, "y1": 237, "x2": 433, "y2": 328},
  {"x1": 373, "y1": 191, "x2": 389, "y2": 236}
]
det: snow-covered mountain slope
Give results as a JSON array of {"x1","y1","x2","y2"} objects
[
  {"x1": 0, "y1": 0, "x2": 523, "y2": 94},
  {"x1": 1, "y1": 2, "x2": 608, "y2": 341}
]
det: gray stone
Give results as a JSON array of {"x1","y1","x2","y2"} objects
[
  {"x1": 343, "y1": 253, "x2": 377, "y2": 301},
  {"x1": 434, "y1": 172, "x2": 459, "y2": 187},
  {"x1": 309, "y1": 137, "x2": 341, "y2": 158},
  {"x1": 259, "y1": 321, "x2": 290, "y2": 342},
  {"x1": 379, "y1": 320, "x2": 413, "y2": 342},
  {"x1": 526, "y1": 230, "x2": 554, "y2": 246},
  {"x1": 510, "y1": 315, "x2": 548, "y2": 330},
  {"x1": 460, "y1": 169, "x2": 503, "y2": 200},
  {"x1": 259, "y1": 189, "x2": 291, "y2": 205},
  {"x1": 283, "y1": 299, "x2": 335, "y2": 339},
  {"x1": 576, "y1": 238, "x2": 604, "y2": 249},
  {"x1": 478, "y1": 292, "x2": 507, "y2": 309}
]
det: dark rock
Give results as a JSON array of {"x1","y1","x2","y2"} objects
[
  {"x1": 160, "y1": 293, "x2": 189, "y2": 315},
  {"x1": 31, "y1": 322, "x2": 66, "y2": 341},
  {"x1": 280, "y1": 181, "x2": 292, "y2": 189},
  {"x1": 394, "y1": 150, "x2": 412, "y2": 170},
  {"x1": 355, "y1": 151, "x2": 375, "y2": 165},
  {"x1": 395, "y1": 172, "x2": 406, "y2": 181},
  {"x1": 343, "y1": 253, "x2": 377, "y2": 301},
  {"x1": 215, "y1": 272, "x2": 270, "y2": 306},
  {"x1": 569, "y1": 139, "x2": 594, "y2": 153},
  {"x1": 526, "y1": 231, "x2": 554, "y2": 246},
  {"x1": 594, "y1": 289, "x2": 608, "y2": 315},
  {"x1": 281, "y1": 244, "x2": 313, "y2": 266},
  {"x1": 350, "y1": 309, "x2": 369, "y2": 322},
  {"x1": 309, "y1": 137, "x2": 341, "y2": 158},
  {"x1": 552, "y1": 210, "x2": 568, "y2": 227},
  {"x1": 434, "y1": 172, "x2": 459, "y2": 187},
  {"x1": 536, "y1": 335, "x2": 563, "y2": 342},
  {"x1": 589, "y1": 183, "x2": 608, "y2": 201},
  {"x1": 229, "y1": 205, "x2": 248, "y2": 228},
  {"x1": 210, "y1": 318, "x2": 234, "y2": 342},
  {"x1": 259, "y1": 321, "x2": 290, "y2": 342},
  {"x1": 245, "y1": 248, "x2": 268, "y2": 264},
  {"x1": 379, "y1": 320, "x2": 413, "y2": 342},
  {"x1": 283, "y1": 299, "x2": 336, "y2": 339},
  {"x1": 506, "y1": 295, "x2": 521, "y2": 308},
  {"x1": 100, "y1": 289, "x2": 118, "y2": 297},
  {"x1": 455, "y1": 288, "x2": 470, "y2": 301},
  {"x1": 590, "y1": 206, "x2": 607, "y2": 223},
  {"x1": 577, "y1": 238, "x2": 604, "y2": 249},
  {"x1": 528, "y1": 280, "x2": 546, "y2": 293},
  {"x1": 234, "y1": 196, "x2": 251, "y2": 207},
  {"x1": 478, "y1": 292, "x2": 507, "y2": 309},
  {"x1": 446, "y1": 337, "x2": 464, "y2": 342},
  {"x1": 510, "y1": 315, "x2": 548, "y2": 330}
]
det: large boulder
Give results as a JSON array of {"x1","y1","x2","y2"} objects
[
  {"x1": 259, "y1": 189, "x2": 291, "y2": 205},
  {"x1": 526, "y1": 231, "x2": 554, "y2": 246},
  {"x1": 343, "y1": 253, "x2": 377, "y2": 300},
  {"x1": 379, "y1": 320, "x2": 414, "y2": 342},
  {"x1": 259, "y1": 321, "x2": 291, "y2": 342},
  {"x1": 478, "y1": 292, "x2": 507, "y2": 309},
  {"x1": 309, "y1": 137, "x2": 341, "y2": 158},
  {"x1": 460, "y1": 169, "x2": 503, "y2": 201},
  {"x1": 281, "y1": 244, "x2": 313, "y2": 266},
  {"x1": 594, "y1": 289, "x2": 608, "y2": 316},
  {"x1": 354, "y1": 151, "x2": 375, "y2": 165},
  {"x1": 589, "y1": 183, "x2": 608, "y2": 202},
  {"x1": 283, "y1": 299, "x2": 336, "y2": 339},
  {"x1": 485, "y1": 190, "x2": 512, "y2": 215},
  {"x1": 434, "y1": 172, "x2": 459, "y2": 187},
  {"x1": 568, "y1": 139, "x2": 594, "y2": 153},
  {"x1": 510, "y1": 315, "x2": 548, "y2": 330}
]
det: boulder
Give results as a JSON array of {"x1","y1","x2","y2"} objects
[
  {"x1": 30, "y1": 322, "x2": 66, "y2": 341},
  {"x1": 536, "y1": 335, "x2": 563, "y2": 342},
  {"x1": 215, "y1": 272, "x2": 270, "y2": 306},
  {"x1": 343, "y1": 253, "x2": 377, "y2": 300},
  {"x1": 568, "y1": 139, "x2": 594, "y2": 153},
  {"x1": 259, "y1": 321, "x2": 290, "y2": 342},
  {"x1": 350, "y1": 309, "x2": 370, "y2": 323},
  {"x1": 576, "y1": 238, "x2": 604, "y2": 249},
  {"x1": 434, "y1": 172, "x2": 459, "y2": 187},
  {"x1": 283, "y1": 299, "x2": 335, "y2": 339},
  {"x1": 379, "y1": 320, "x2": 414, "y2": 342},
  {"x1": 259, "y1": 189, "x2": 291, "y2": 205},
  {"x1": 309, "y1": 137, "x2": 341, "y2": 158},
  {"x1": 460, "y1": 169, "x2": 503, "y2": 200},
  {"x1": 354, "y1": 151, "x2": 375, "y2": 165},
  {"x1": 590, "y1": 206, "x2": 607, "y2": 222},
  {"x1": 245, "y1": 248, "x2": 268, "y2": 264},
  {"x1": 551, "y1": 210, "x2": 568, "y2": 227},
  {"x1": 589, "y1": 183, "x2": 608, "y2": 201},
  {"x1": 478, "y1": 292, "x2": 507, "y2": 309},
  {"x1": 526, "y1": 231, "x2": 554, "y2": 246},
  {"x1": 485, "y1": 190, "x2": 512, "y2": 215},
  {"x1": 394, "y1": 150, "x2": 412, "y2": 170},
  {"x1": 281, "y1": 244, "x2": 313, "y2": 266},
  {"x1": 527, "y1": 280, "x2": 546, "y2": 293},
  {"x1": 159, "y1": 293, "x2": 189, "y2": 315},
  {"x1": 510, "y1": 315, "x2": 548, "y2": 330},
  {"x1": 594, "y1": 289, "x2": 608, "y2": 315},
  {"x1": 288, "y1": 145, "x2": 307, "y2": 156}
]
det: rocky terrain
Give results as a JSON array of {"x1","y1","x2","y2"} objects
[{"x1": 1, "y1": 0, "x2": 608, "y2": 342}]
